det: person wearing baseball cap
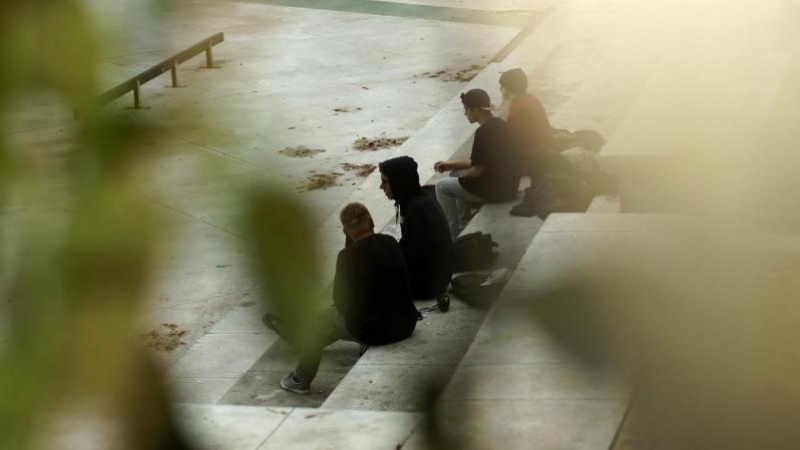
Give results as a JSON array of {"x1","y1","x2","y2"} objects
[{"x1": 434, "y1": 88, "x2": 521, "y2": 237}]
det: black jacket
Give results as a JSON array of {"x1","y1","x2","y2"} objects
[
  {"x1": 333, "y1": 234, "x2": 417, "y2": 344},
  {"x1": 379, "y1": 156, "x2": 453, "y2": 299}
]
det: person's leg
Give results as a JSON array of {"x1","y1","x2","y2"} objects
[
  {"x1": 435, "y1": 177, "x2": 484, "y2": 237},
  {"x1": 456, "y1": 196, "x2": 482, "y2": 224},
  {"x1": 435, "y1": 177, "x2": 461, "y2": 237},
  {"x1": 286, "y1": 307, "x2": 354, "y2": 393},
  {"x1": 449, "y1": 169, "x2": 484, "y2": 220}
]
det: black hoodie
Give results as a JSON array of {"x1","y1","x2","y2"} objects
[{"x1": 379, "y1": 156, "x2": 453, "y2": 299}]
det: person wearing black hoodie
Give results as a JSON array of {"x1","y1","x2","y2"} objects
[{"x1": 379, "y1": 156, "x2": 454, "y2": 300}]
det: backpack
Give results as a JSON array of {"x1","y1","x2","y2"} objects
[
  {"x1": 450, "y1": 268, "x2": 513, "y2": 308},
  {"x1": 452, "y1": 232, "x2": 498, "y2": 272},
  {"x1": 551, "y1": 128, "x2": 606, "y2": 153}
]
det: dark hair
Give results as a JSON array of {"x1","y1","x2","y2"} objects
[
  {"x1": 460, "y1": 89, "x2": 491, "y2": 109},
  {"x1": 499, "y1": 68, "x2": 528, "y2": 96}
]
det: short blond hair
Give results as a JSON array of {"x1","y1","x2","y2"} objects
[{"x1": 340, "y1": 202, "x2": 373, "y2": 237}]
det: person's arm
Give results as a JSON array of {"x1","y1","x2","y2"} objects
[
  {"x1": 458, "y1": 164, "x2": 484, "y2": 178},
  {"x1": 434, "y1": 159, "x2": 472, "y2": 173}
]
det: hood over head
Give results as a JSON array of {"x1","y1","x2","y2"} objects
[{"x1": 379, "y1": 156, "x2": 423, "y2": 214}]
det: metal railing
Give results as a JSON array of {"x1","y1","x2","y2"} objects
[{"x1": 98, "y1": 32, "x2": 225, "y2": 109}]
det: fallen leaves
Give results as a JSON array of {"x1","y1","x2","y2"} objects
[
  {"x1": 302, "y1": 172, "x2": 344, "y2": 191},
  {"x1": 142, "y1": 323, "x2": 187, "y2": 352},
  {"x1": 353, "y1": 135, "x2": 408, "y2": 151},
  {"x1": 341, "y1": 163, "x2": 376, "y2": 178},
  {"x1": 279, "y1": 145, "x2": 325, "y2": 158},
  {"x1": 333, "y1": 106, "x2": 363, "y2": 114},
  {"x1": 417, "y1": 64, "x2": 485, "y2": 82}
]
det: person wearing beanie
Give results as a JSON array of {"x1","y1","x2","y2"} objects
[
  {"x1": 379, "y1": 156, "x2": 453, "y2": 300},
  {"x1": 499, "y1": 68, "x2": 556, "y2": 172},
  {"x1": 434, "y1": 88, "x2": 521, "y2": 237}
]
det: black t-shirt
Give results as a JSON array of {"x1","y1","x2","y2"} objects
[
  {"x1": 333, "y1": 233, "x2": 418, "y2": 344},
  {"x1": 459, "y1": 117, "x2": 521, "y2": 202}
]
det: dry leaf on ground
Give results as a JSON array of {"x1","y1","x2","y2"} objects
[
  {"x1": 301, "y1": 172, "x2": 344, "y2": 191},
  {"x1": 279, "y1": 145, "x2": 325, "y2": 158},
  {"x1": 141, "y1": 323, "x2": 187, "y2": 352},
  {"x1": 341, "y1": 163, "x2": 376, "y2": 178},
  {"x1": 353, "y1": 135, "x2": 408, "y2": 151}
]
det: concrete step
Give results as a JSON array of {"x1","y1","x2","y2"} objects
[
  {"x1": 173, "y1": 403, "x2": 421, "y2": 450},
  {"x1": 430, "y1": 213, "x2": 649, "y2": 449},
  {"x1": 587, "y1": 194, "x2": 620, "y2": 213}
]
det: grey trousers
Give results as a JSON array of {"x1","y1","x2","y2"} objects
[{"x1": 435, "y1": 176, "x2": 484, "y2": 237}]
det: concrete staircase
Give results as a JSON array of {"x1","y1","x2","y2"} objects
[
  {"x1": 164, "y1": 0, "x2": 647, "y2": 447},
  {"x1": 162, "y1": 0, "x2": 800, "y2": 448}
]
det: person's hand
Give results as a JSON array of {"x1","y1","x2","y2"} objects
[{"x1": 434, "y1": 161, "x2": 449, "y2": 173}]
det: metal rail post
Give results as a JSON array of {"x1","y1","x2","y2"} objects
[
  {"x1": 170, "y1": 59, "x2": 179, "y2": 87},
  {"x1": 133, "y1": 80, "x2": 141, "y2": 108},
  {"x1": 205, "y1": 43, "x2": 214, "y2": 68},
  {"x1": 94, "y1": 32, "x2": 225, "y2": 108}
]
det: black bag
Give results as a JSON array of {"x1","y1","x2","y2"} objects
[
  {"x1": 450, "y1": 268, "x2": 512, "y2": 308},
  {"x1": 551, "y1": 128, "x2": 606, "y2": 153},
  {"x1": 452, "y1": 232, "x2": 498, "y2": 272}
]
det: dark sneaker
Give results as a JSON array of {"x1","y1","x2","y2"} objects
[{"x1": 280, "y1": 372, "x2": 310, "y2": 395}]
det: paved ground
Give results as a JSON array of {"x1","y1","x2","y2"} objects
[{"x1": 10, "y1": 0, "x2": 533, "y2": 359}]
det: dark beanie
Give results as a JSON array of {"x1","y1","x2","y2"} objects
[
  {"x1": 499, "y1": 68, "x2": 528, "y2": 95},
  {"x1": 460, "y1": 89, "x2": 491, "y2": 110}
]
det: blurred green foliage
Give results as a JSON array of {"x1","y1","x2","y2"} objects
[
  {"x1": 0, "y1": 1, "x2": 304, "y2": 449},
  {"x1": 244, "y1": 188, "x2": 321, "y2": 344},
  {"x1": 0, "y1": 1, "x2": 103, "y2": 447}
]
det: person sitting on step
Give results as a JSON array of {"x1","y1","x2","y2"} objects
[
  {"x1": 379, "y1": 156, "x2": 453, "y2": 301},
  {"x1": 278, "y1": 202, "x2": 419, "y2": 395},
  {"x1": 498, "y1": 67, "x2": 556, "y2": 175},
  {"x1": 434, "y1": 88, "x2": 521, "y2": 237}
]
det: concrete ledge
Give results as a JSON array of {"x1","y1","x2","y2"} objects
[{"x1": 587, "y1": 194, "x2": 620, "y2": 213}]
